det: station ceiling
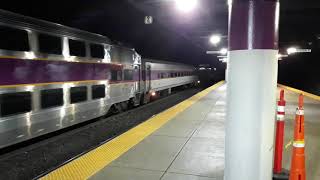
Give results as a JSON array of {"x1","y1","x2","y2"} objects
[{"x1": 2, "y1": 0, "x2": 320, "y2": 68}]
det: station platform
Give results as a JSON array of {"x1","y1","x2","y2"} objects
[{"x1": 40, "y1": 81, "x2": 320, "y2": 180}]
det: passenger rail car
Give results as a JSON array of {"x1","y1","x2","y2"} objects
[{"x1": 0, "y1": 10, "x2": 198, "y2": 148}]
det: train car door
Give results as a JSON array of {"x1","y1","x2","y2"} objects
[
  {"x1": 135, "y1": 65, "x2": 141, "y2": 92},
  {"x1": 146, "y1": 65, "x2": 151, "y2": 91}
]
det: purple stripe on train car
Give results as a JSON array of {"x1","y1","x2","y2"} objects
[
  {"x1": 0, "y1": 58, "x2": 121, "y2": 85},
  {"x1": 0, "y1": 58, "x2": 195, "y2": 86},
  {"x1": 229, "y1": 0, "x2": 279, "y2": 50}
]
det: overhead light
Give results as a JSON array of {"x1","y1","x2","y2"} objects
[
  {"x1": 175, "y1": 0, "x2": 198, "y2": 13},
  {"x1": 277, "y1": 54, "x2": 288, "y2": 60},
  {"x1": 210, "y1": 35, "x2": 221, "y2": 45},
  {"x1": 220, "y1": 48, "x2": 228, "y2": 55},
  {"x1": 287, "y1": 47, "x2": 298, "y2": 55},
  {"x1": 219, "y1": 57, "x2": 228, "y2": 63}
]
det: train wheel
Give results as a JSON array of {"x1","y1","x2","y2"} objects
[
  {"x1": 106, "y1": 105, "x2": 117, "y2": 116},
  {"x1": 120, "y1": 101, "x2": 128, "y2": 111}
]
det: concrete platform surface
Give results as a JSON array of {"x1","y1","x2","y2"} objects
[
  {"x1": 42, "y1": 82, "x2": 320, "y2": 180},
  {"x1": 90, "y1": 84, "x2": 320, "y2": 180},
  {"x1": 90, "y1": 85, "x2": 226, "y2": 180}
]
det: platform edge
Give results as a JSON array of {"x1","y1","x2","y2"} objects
[
  {"x1": 278, "y1": 84, "x2": 320, "y2": 101},
  {"x1": 40, "y1": 81, "x2": 225, "y2": 180}
]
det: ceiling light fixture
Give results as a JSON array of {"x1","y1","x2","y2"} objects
[
  {"x1": 175, "y1": 0, "x2": 198, "y2": 13},
  {"x1": 220, "y1": 48, "x2": 228, "y2": 55},
  {"x1": 287, "y1": 47, "x2": 298, "y2": 55},
  {"x1": 210, "y1": 35, "x2": 221, "y2": 45}
]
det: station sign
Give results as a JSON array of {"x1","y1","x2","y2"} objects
[{"x1": 144, "y1": 16, "x2": 153, "y2": 24}]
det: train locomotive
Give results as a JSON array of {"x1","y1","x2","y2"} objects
[{"x1": 0, "y1": 10, "x2": 198, "y2": 148}]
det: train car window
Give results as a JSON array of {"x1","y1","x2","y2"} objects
[
  {"x1": 0, "y1": 26, "x2": 29, "y2": 51},
  {"x1": 111, "y1": 70, "x2": 118, "y2": 81},
  {"x1": 0, "y1": 92, "x2": 31, "y2": 117},
  {"x1": 38, "y1": 33, "x2": 62, "y2": 55},
  {"x1": 142, "y1": 69, "x2": 146, "y2": 81},
  {"x1": 90, "y1": 44, "x2": 104, "y2": 59},
  {"x1": 161, "y1": 73, "x2": 165, "y2": 79},
  {"x1": 111, "y1": 70, "x2": 122, "y2": 81},
  {"x1": 124, "y1": 70, "x2": 133, "y2": 80},
  {"x1": 41, "y1": 89, "x2": 63, "y2": 109},
  {"x1": 70, "y1": 86, "x2": 87, "y2": 104},
  {"x1": 69, "y1": 39, "x2": 86, "y2": 57},
  {"x1": 92, "y1": 85, "x2": 106, "y2": 99},
  {"x1": 117, "y1": 71, "x2": 123, "y2": 81}
]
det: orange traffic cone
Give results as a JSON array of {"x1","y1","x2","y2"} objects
[{"x1": 289, "y1": 94, "x2": 306, "y2": 180}]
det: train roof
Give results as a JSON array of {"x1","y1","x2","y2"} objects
[{"x1": 0, "y1": 9, "x2": 111, "y2": 44}]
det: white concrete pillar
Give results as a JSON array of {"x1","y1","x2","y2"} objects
[{"x1": 225, "y1": 0, "x2": 280, "y2": 179}]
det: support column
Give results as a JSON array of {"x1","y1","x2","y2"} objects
[{"x1": 225, "y1": 0, "x2": 280, "y2": 180}]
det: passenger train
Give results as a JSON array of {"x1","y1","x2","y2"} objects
[{"x1": 0, "y1": 10, "x2": 198, "y2": 148}]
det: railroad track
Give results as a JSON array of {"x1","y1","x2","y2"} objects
[{"x1": 0, "y1": 88, "x2": 201, "y2": 180}]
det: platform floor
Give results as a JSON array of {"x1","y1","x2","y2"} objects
[
  {"x1": 90, "y1": 85, "x2": 226, "y2": 180},
  {"x1": 41, "y1": 82, "x2": 320, "y2": 180}
]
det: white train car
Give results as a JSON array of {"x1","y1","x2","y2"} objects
[
  {"x1": 0, "y1": 9, "x2": 198, "y2": 148},
  {"x1": 144, "y1": 59, "x2": 197, "y2": 95}
]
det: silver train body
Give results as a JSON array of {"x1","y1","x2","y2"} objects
[{"x1": 0, "y1": 10, "x2": 198, "y2": 148}]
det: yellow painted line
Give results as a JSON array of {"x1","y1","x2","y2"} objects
[
  {"x1": 285, "y1": 140, "x2": 293, "y2": 150},
  {"x1": 278, "y1": 84, "x2": 320, "y2": 102},
  {"x1": 40, "y1": 81, "x2": 225, "y2": 180}
]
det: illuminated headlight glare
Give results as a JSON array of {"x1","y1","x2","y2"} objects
[
  {"x1": 151, "y1": 92, "x2": 156, "y2": 96},
  {"x1": 197, "y1": 80, "x2": 200, "y2": 84}
]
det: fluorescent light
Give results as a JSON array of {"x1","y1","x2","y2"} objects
[
  {"x1": 287, "y1": 47, "x2": 297, "y2": 55},
  {"x1": 220, "y1": 48, "x2": 228, "y2": 55}
]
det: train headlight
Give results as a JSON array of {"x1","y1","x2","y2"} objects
[
  {"x1": 151, "y1": 92, "x2": 156, "y2": 96},
  {"x1": 197, "y1": 80, "x2": 200, "y2": 84}
]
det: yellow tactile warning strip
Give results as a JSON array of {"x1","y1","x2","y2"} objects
[
  {"x1": 40, "y1": 81, "x2": 225, "y2": 180},
  {"x1": 278, "y1": 84, "x2": 320, "y2": 101}
]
